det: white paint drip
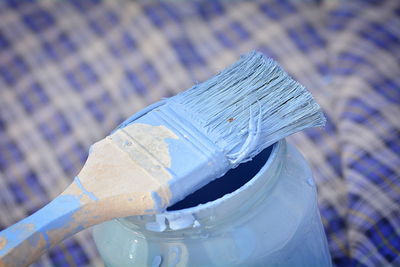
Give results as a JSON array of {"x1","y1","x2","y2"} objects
[
  {"x1": 145, "y1": 215, "x2": 167, "y2": 232},
  {"x1": 193, "y1": 220, "x2": 201, "y2": 228},
  {"x1": 145, "y1": 213, "x2": 197, "y2": 232},
  {"x1": 166, "y1": 213, "x2": 195, "y2": 231}
]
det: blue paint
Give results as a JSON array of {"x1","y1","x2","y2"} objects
[
  {"x1": 145, "y1": 215, "x2": 167, "y2": 232},
  {"x1": 307, "y1": 177, "x2": 315, "y2": 187},
  {"x1": 0, "y1": 194, "x2": 82, "y2": 257},
  {"x1": 93, "y1": 141, "x2": 332, "y2": 266},
  {"x1": 168, "y1": 145, "x2": 272, "y2": 211},
  {"x1": 151, "y1": 255, "x2": 162, "y2": 267},
  {"x1": 169, "y1": 246, "x2": 181, "y2": 267},
  {"x1": 113, "y1": 51, "x2": 325, "y2": 208},
  {"x1": 0, "y1": 51, "x2": 326, "y2": 264},
  {"x1": 172, "y1": 51, "x2": 325, "y2": 161},
  {"x1": 74, "y1": 176, "x2": 99, "y2": 201},
  {"x1": 150, "y1": 192, "x2": 163, "y2": 213},
  {"x1": 42, "y1": 231, "x2": 50, "y2": 249},
  {"x1": 132, "y1": 104, "x2": 230, "y2": 206}
]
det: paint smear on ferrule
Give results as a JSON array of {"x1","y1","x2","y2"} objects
[{"x1": 130, "y1": 104, "x2": 231, "y2": 207}]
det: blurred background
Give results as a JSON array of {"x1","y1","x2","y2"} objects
[{"x1": 0, "y1": 0, "x2": 399, "y2": 266}]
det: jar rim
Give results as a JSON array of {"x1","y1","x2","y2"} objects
[
  {"x1": 118, "y1": 140, "x2": 283, "y2": 232},
  {"x1": 163, "y1": 140, "x2": 281, "y2": 215}
]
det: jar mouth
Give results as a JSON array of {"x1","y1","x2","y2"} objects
[
  {"x1": 164, "y1": 141, "x2": 280, "y2": 215},
  {"x1": 119, "y1": 140, "x2": 282, "y2": 232}
]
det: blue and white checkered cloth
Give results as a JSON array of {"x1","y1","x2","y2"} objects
[{"x1": 0, "y1": 0, "x2": 399, "y2": 266}]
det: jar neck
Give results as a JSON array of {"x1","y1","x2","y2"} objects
[{"x1": 119, "y1": 140, "x2": 286, "y2": 234}]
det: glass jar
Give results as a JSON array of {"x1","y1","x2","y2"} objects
[{"x1": 92, "y1": 140, "x2": 332, "y2": 267}]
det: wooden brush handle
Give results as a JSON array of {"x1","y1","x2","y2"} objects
[
  {"x1": 0, "y1": 188, "x2": 87, "y2": 267},
  {"x1": 0, "y1": 180, "x2": 158, "y2": 267},
  {"x1": 0, "y1": 136, "x2": 168, "y2": 267}
]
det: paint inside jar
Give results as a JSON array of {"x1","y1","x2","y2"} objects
[{"x1": 167, "y1": 146, "x2": 273, "y2": 211}]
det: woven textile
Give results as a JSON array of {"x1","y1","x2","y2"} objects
[{"x1": 0, "y1": 0, "x2": 399, "y2": 266}]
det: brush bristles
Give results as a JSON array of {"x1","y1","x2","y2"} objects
[{"x1": 170, "y1": 51, "x2": 326, "y2": 165}]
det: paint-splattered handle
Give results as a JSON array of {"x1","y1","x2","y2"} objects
[
  {"x1": 0, "y1": 193, "x2": 85, "y2": 267},
  {"x1": 0, "y1": 132, "x2": 176, "y2": 267}
]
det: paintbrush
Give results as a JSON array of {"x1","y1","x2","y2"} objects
[{"x1": 0, "y1": 51, "x2": 325, "y2": 267}]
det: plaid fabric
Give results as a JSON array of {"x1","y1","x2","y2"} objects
[{"x1": 0, "y1": 0, "x2": 399, "y2": 266}]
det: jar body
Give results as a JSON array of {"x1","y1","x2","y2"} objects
[{"x1": 93, "y1": 140, "x2": 332, "y2": 267}]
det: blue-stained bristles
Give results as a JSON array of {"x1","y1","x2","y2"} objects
[{"x1": 170, "y1": 51, "x2": 325, "y2": 166}]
